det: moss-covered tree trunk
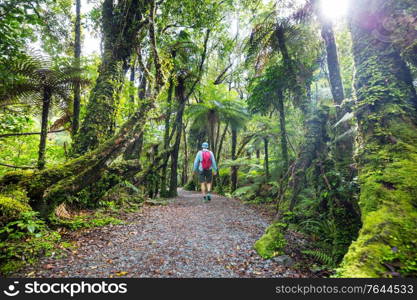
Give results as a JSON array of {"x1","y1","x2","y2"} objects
[
  {"x1": 159, "y1": 76, "x2": 174, "y2": 197},
  {"x1": 0, "y1": 85, "x2": 161, "y2": 217},
  {"x1": 168, "y1": 77, "x2": 186, "y2": 197},
  {"x1": 72, "y1": 0, "x2": 147, "y2": 155},
  {"x1": 339, "y1": 0, "x2": 417, "y2": 277}
]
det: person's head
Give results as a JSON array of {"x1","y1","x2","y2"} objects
[{"x1": 202, "y1": 142, "x2": 209, "y2": 149}]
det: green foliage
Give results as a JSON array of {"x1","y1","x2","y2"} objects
[
  {"x1": 0, "y1": 211, "x2": 46, "y2": 240},
  {"x1": 232, "y1": 185, "x2": 258, "y2": 200},
  {"x1": 183, "y1": 178, "x2": 197, "y2": 191},
  {"x1": 302, "y1": 249, "x2": 337, "y2": 267},
  {"x1": 51, "y1": 212, "x2": 123, "y2": 231},
  {"x1": 0, "y1": 210, "x2": 61, "y2": 276},
  {"x1": 0, "y1": 0, "x2": 72, "y2": 60}
]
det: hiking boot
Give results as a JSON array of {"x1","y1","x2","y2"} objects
[
  {"x1": 203, "y1": 195, "x2": 207, "y2": 202},
  {"x1": 207, "y1": 193, "x2": 211, "y2": 201}
]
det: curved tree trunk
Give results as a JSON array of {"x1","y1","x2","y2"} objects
[
  {"x1": 0, "y1": 79, "x2": 163, "y2": 217},
  {"x1": 339, "y1": 0, "x2": 417, "y2": 277}
]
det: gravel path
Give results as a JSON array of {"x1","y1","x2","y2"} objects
[{"x1": 15, "y1": 189, "x2": 309, "y2": 278}]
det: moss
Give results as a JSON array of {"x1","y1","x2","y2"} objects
[
  {"x1": 0, "y1": 260, "x2": 26, "y2": 276},
  {"x1": 340, "y1": 3, "x2": 417, "y2": 277},
  {"x1": 254, "y1": 222, "x2": 287, "y2": 259},
  {"x1": 0, "y1": 186, "x2": 32, "y2": 225},
  {"x1": 337, "y1": 150, "x2": 417, "y2": 277}
]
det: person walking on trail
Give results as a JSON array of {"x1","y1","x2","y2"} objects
[{"x1": 193, "y1": 142, "x2": 218, "y2": 202}]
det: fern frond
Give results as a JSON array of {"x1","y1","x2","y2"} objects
[{"x1": 302, "y1": 249, "x2": 336, "y2": 266}]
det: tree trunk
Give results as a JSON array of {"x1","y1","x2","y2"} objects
[
  {"x1": 276, "y1": 89, "x2": 289, "y2": 171},
  {"x1": 72, "y1": 0, "x2": 81, "y2": 136},
  {"x1": 37, "y1": 88, "x2": 51, "y2": 170},
  {"x1": 264, "y1": 137, "x2": 269, "y2": 180},
  {"x1": 123, "y1": 61, "x2": 144, "y2": 161},
  {"x1": 123, "y1": 132, "x2": 143, "y2": 161},
  {"x1": 168, "y1": 77, "x2": 186, "y2": 197},
  {"x1": 319, "y1": 19, "x2": 360, "y2": 262},
  {"x1": 320, "y1": 20, "x2": 354, "y2": 175},
  {"x1": 207, "y1": 111, "x2": 216, "y2": 154},
  {"x1": 181, "y1": 124, "x2": 188, "y2": 185},
  {"x1": 128, "y1": 60, "x2": 136, "y2": 114},
  {"x1": 230, "y1": 127, "x2": 238, "y2": 192},
  {"x1": 320, "y1": 21, "x2": 345, "y2": 104},
  {"x1": 160, "y1": 76, "x2": 174, "y2": 197},
  {"x1": 72, "y1": 0, "x2": 147, "y2": 155},
  {"x1": 164, "y1": 77, "x2": 174, "y2": 147},
  {"x1": 216, "y1": 122, "x2": 229, "y2": 166},
  {"x1": 339, "y1": 0, "x2": 417, "y2": 277}
]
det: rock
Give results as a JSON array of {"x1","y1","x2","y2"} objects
[{"x1": 272, "y1": 255, "x2": 294, "y2": 267}]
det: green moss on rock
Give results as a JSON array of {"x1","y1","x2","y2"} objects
[{"x1": 254, "y1": 222, "x2": 287, "y2": 259}]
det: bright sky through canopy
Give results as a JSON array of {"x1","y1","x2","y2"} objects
[{"x1": 320, "y1": 0, "x2": 349, "y2": 21}]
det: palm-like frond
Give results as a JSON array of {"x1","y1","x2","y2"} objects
[
  {"x1": 0, "y1": 54, "x2": 89, "y2": 108},
  {"x1": 186, "y1": 98, "x2": 249, "y2": 131}
]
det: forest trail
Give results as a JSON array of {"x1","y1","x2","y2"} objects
[{"x1": 14, "y1": 189, "x2": 310, "y2": 278}]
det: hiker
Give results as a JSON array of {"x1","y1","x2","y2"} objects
[{"x1": 193, "y1": 142, "x2": 218, "y2": 201}]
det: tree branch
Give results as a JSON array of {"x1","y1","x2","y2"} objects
[
  {"x1": 214, "y1": 62, "x2": 233, "y2": 85},
  {"x1": 0, "y1": 129, "x2": 65, "y2": 139},
  {"x1": 236, "y1": 134, "x2": 255, "y2": 158},
  {"x1": 186, "y1": 28, "x2": 211, "y2": 99},
  {"x1": 0, "y1": 163, "x2": 35, "y2": 169}
]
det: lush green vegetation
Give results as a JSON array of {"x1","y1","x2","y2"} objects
[{"x1": 0, "y1": 0, "x2": 416, "y2": 277}]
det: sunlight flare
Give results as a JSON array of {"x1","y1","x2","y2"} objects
[{"x1": 320, "y1": 0, "x2": 349, "y2": 21}]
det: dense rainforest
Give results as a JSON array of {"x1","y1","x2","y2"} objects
[{"x1": 0, "y1": 0, "x2": 416, "y2": 278}]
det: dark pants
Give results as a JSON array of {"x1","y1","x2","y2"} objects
[{"x1": 198, "y1": 169, "x2": 213, "y2": 183}]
